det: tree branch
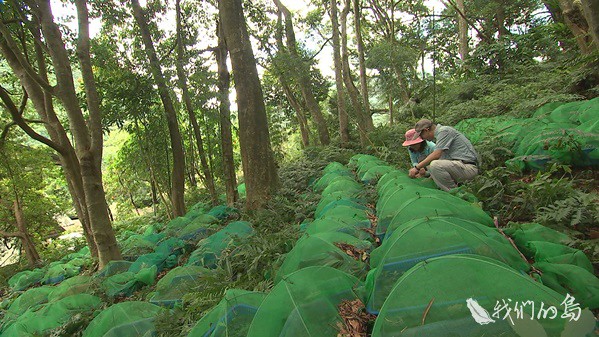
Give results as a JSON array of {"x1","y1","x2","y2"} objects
[
  {"x1": 0, "y1": 22, "x2": 56, "y2": 95},
  {"x1": 443, "y1": 0, "x2": 491, "y2": 42},
  {"x1": 0, "y1": 85, "x2": 65, "y2": 155},
  {"x1": 307, "y1": 36, "x2": 333, "y2": 61}
]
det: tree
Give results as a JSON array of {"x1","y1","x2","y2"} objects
[
  {"x1": 215, "y1": 21, "x2": 239, "y2": 206},
  {"x1": 218, "y1": 0, "x2": 279, "y2": 210},
  {"x1": 580, "y1": 0, "x2": 599, "y2": 50},
  {"x1": 131, "y1": 0, "x2": 187, "y2": 217},
  {"x1": 175, "y1": 0, "x2": 218, "y2": 205},
  {"x1": 272, "y1": 0, "x2": 331, "y2": 146},
  {"x1": 329, "y1": 0, "x2": 351, "y2": 145},
  {"x1": 0, "y1": 0, "x2": 122, "y2": 267},
  {"x1": 340, "y1": 0, "x2": 374, "y2": 145}
]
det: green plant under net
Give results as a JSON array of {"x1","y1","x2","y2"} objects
[
  {"x1": 246, "y1": 266, "x2": 366, "y2": 337},
  {"x1": 377, "y1": 185, "x2": 493, "y2": 238},
  {"x1": 1, "y1": 294, "x2": 102, "y2": 337},
  {"x1": 187, "y1": 289, "x2": 266, "y2": 337},
  {"x1": 187, "y1": 221, "x2": 254, "y2": 268},
  {"x1": 275, "y1": 232, "x2": 372, "y2": 284},
  {"x1": 148, "y1": 266, "x2": 213, "y2": 308},
  {"x1": 82, "y1": 301, "x2": 164, "y2": 337},
  {"x1": 371, "y1": 254, "x2": 596, "y2": 337},
  {"x1": 367, "y1": 217, "x2": 530, "y2": 313}
]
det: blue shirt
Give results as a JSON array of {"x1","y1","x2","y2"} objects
[{"x1": 409, "y1": 141, "x2": 436, "y2": 167}]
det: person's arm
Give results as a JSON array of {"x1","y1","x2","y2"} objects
[
  {"x1": 408, "y1": 150, "x2": 419, "y2": 167},
  {"x1": 416, "y1": 149, "x2": 443, "y2": 170},
  {"x1": 409, "y1": 149, "x2": 443, "y2": 177}
]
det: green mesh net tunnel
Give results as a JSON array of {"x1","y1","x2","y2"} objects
[
  {"x1": 187, "y1": 221, "x2": 254, "y2": 268},
  {"x1": 82, "y1": 301, "x2": 164, "y2": 337},
  {"x1": 187, "y1": 289, "x2": 266, "y2": 337},
  {"x1": 246, "y1": 266, "x2": 366, "y2": 337},
  {"x1": 148, "y1": 265, "x2": 213, "y2": 308},
  {"x1": 275, "y1": 232, "x2": 372, "y2": 284},
  {"x1": 366, "y1": 217, "x2": 530, "y2": 313},
  {"x1": 371, "y1": 254, "x2": 596, "y2": 337}
]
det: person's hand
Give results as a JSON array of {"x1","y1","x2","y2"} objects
[
  {"x1": 408, "y1": 167, "x2": 419, "y2": 178},
  {"x1": 415, "y1": 168, "x2": 426, "y2": 178}
]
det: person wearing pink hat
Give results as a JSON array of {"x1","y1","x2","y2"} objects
[
  {"x1": 402, "y1": 128, "x2": 436, "y2": 178},
  {"x1": 408, "y1": 119, "x2": 479, "y2": 191}
]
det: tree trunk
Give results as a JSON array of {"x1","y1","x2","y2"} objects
[
  {"x1": 341, "y1": 0, "x2": 369, "y2": 145},
  {"x1": 388, "y1": 94, "x2": 394, "y2": 125},
  {"x1": 175, "y1": 0, "x2": 218, "y2": 205},
  {"x1": 219, "y1": 0, "x2": 279, "y2": 210},
  {"x1": 4, "y1": 0, "x2": 120, "y2": 267},
  {"x1": 353, "y1": 0, "x2": 372, "y2": 125},
  {"x1": 74, "y1": 0, "x2": 121, "y2": 265},
  {"x1": 0, "y1": 22, "x2": 100, "y2": 260},
  {"x1": 557, "y1": 0, "x2": 592, "y2": 53},
  {"x1": 456, "y1": 0, "x2": 468, "y2": 61},
  {"x1": 273, "y1": 11, "x2": 310, "y2": 148},
  {"x1": 216, "y1": 21, "x2": 238, "y2": 206},
  {"x1": 330, "y1": 0, "x2": 350, "y2": 145},
  {"x1": 11, "y1": 186, "x2": 41, "y2": 265},
  {"x1": 580, "y1": 0, "x2": 599, "y2": 50},
  {"x1": 273, "y1": 0, "x2": 330, "y2": 146},
  {"x1": 131, "y1": 0, "x2": 186, "y2": 217}
]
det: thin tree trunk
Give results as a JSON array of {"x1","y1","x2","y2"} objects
[
  {"x1": 341, "y1": 0, "x2": 368, "y2": 145},
  {"x1": 74, "y1": 0, "x2": 121, "y2": 266},
  {"x1": 388, "y1": 94, "x2": 394, "y2": 125},
  {"x1": 557, "y1": 0, "x2": 591, "y2": 53},
  {"x1": 216, "y1": 21, "x2": 238, "y2": 206},
  {"x1": 175, "y1": 0, "x2": 218, "y2": 205},
  {"x1": 273, "y1": 11, "x2": 310, "y2": 148},
  {"x1": 456, "y1": 0, "x2": 468, "y2": 61},
  {"x1": 131, "y1": 0, "x2": 186, "y2": 217},
  {"x1": 273, "y1": 0, "x2": 330, "y2": 146},
  {"x1": 353, "y1": 0, "x2": 372, "y2": 126},
  {"x1": 580, "y1": 0, "x2": 599, "y2": 50},
  {"x1": 219, "y1": 0, "x2": 279, "y2": 210},
  {"x1": 330, "y1": 0, "x2": 350, "y2": 145}
]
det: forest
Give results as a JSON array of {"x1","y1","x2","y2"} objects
[{"x1": 0, "y1": 0, "x2": 598, "y2": 335}]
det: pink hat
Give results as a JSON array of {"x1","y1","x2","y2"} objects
[{"x1": 402, "y1": 128, "x2": 424, "y2": 146}]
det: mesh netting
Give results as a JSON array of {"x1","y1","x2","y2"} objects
[
  {"x1": 246, "y1": 266, "x2": 365, "y2": 337},
  {"x1": 312, "y1": 170, "x2": 353, "y2": 192},
  {"x1": 359, "y1": 165, "x2": 394, "y2": 184},
  {"x1": 502, "y1": 222, "x2": 571, "y2": 248},
  {"x1": 523, "y1": 241, "x2": 593, "y2": 272},
  {"x1": 41, "y1": 261, "x2": 81, "y2": 285},
  {"x1": 187, "y1": 221, "x2": 254, "y2": 268},
  {"x1": 148, "y1": 266, "x2": 212, "y2": 308},
  {"x1": 377, "y1": 185, "x2": 493, "y2": 238},
  {"x1": 120, "y1": 232, "x2": 165, "y2": 258},
  {"x1": 47, "y1": 275, "x2": 95, "y2": 302},
  {"x1": 304, "y1": 218, "x2": 372, "y2": 241},
  {"x1": 2, "y1": 294, "x2": 102, "y2": 337},
  {"x1": 321, "y1": 178, "x2": 363, "y2": 198},
  {"x1": 4, "y1": 285, "x2": 54, "y2": 319},
  {"x1": 456, "y1": 98, "x2": 599, "y2": 170},
  {"x1": 187, "y1": 289, "x2": 266, "y2": 337},
  {"x1": 533, "y1": 261, "x2": 599, "y2": 310},
  {"x1": 314, "y1": 199, "x2": 368, "y2": 219},
  {"x1": 8, "y1": 268, "x2": 46, "y2": 291},
  {"x1": 207, "y1": 205, "x2": 239, "y2": 220},
  {"x1": 275, "y1": 232, "x2": 372, "y2": 283},
  {"x1": 371, "y1": 254, "x2": 595, "y2": 336},
  {"x1": 82, "y1": 301, "x2": 164, "y2": 337},
  {"x1": 367, "y1": 217, "x2": 530, "y2": 313}
]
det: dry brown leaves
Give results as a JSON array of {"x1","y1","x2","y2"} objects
[
  {"x1": 334, "y1": 243, "x2": 369, "y2": 262},
  {"x1": 337, "y1": 299, "x2": 376, "y2": 337}
]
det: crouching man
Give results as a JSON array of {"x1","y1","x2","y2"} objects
[{"x1": 408, "y1": 119, "x2": 479, "y2": 191}]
